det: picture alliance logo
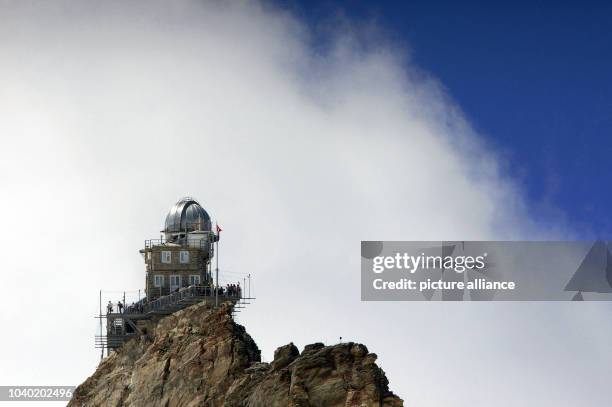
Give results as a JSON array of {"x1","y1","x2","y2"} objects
[{"x1": 372, "y1": 252, "x2": 488, "y2": 274}]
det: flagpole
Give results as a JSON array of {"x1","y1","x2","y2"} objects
[{"x1": 215, "y1": 223, "x2": 219, "y2": 308}]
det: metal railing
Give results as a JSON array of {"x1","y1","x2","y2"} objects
[
  {"x1": 144, "y1": 238, "x2": 166, "y2": 248},
  {"x1": 138, "y1": 284, "x2": 241, "y2": 314},
  {"x1": 144, "y1": 238, "x2": 213, "y2": 250}
]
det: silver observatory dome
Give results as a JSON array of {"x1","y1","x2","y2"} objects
[{"x1": 164, "y1": 197, "x2": 212, "y2": 239}]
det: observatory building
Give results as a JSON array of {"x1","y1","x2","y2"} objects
[
  {"x1": 141, "y1": 197, "x2": 217, "y2": 300},
  {"x1": 96, "y1": 197, "x2": 249, "y2": 355}
]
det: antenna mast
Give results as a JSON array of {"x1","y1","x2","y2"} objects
[{"x1": 215, "y1": 227, "x2": 219, "y2": 307}]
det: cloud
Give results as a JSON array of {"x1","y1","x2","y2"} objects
[{"x1": 0, "y1": 1, "x2": 610, "y2": 405}]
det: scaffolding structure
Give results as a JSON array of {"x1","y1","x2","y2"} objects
[{"x1": 95, "y1": 280, "x2": 254, "y2": 357}]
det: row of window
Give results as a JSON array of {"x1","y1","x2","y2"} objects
[
  {"x1": 147, "y1": 250, "x2": 190, "y2": 264},
  {"x1": 153, "y1": 274, "x2": 201, "y2": 288}
]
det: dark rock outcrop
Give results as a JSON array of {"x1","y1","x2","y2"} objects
[{"x1": 70, "y1": 302, "x2": 403, "y2": 407}]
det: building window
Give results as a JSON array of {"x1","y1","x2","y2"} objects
[
  {"x1": 154, "y1": 275, "x2": 164, "y2": 287},
  {"x1": 161, "y1": 251, "x2": 171, "y2": 264},
  {"x1": 180, "y1": 250, "x2": 190, "y2": 264},
  {"x1": 146, "y1": 252, "x2": 151, "y2": 261},
  {"x1": 189, "y1": 275, "x2": 201, "y2": 285},
  {"x1": 170, "y1": 275, "x2": 181, "y2": 291}
]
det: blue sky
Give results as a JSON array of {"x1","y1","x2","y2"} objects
[{"x1": 285, "y1": 0, "x2": 612, "y2": 237}]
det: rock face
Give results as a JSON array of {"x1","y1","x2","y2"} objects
[{"x1": 70, "y1": 302, "x2": 403, "y2": 407}]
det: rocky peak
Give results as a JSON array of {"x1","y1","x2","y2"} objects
[{"x1": 70, "y1": 302, "x2": 403, "y2": 406}]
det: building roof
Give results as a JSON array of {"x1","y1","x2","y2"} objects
[{"x1": 164, "y1": 197, "x2": 211, "y2": 234}]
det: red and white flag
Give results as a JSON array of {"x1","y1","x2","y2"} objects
[{"x1": 216, "y1": 223, "x2": 222, "y2": 233}]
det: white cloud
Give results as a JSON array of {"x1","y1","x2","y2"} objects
[{"x1": 0, "y1": 1, "x2": 610, "y2": 406}]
